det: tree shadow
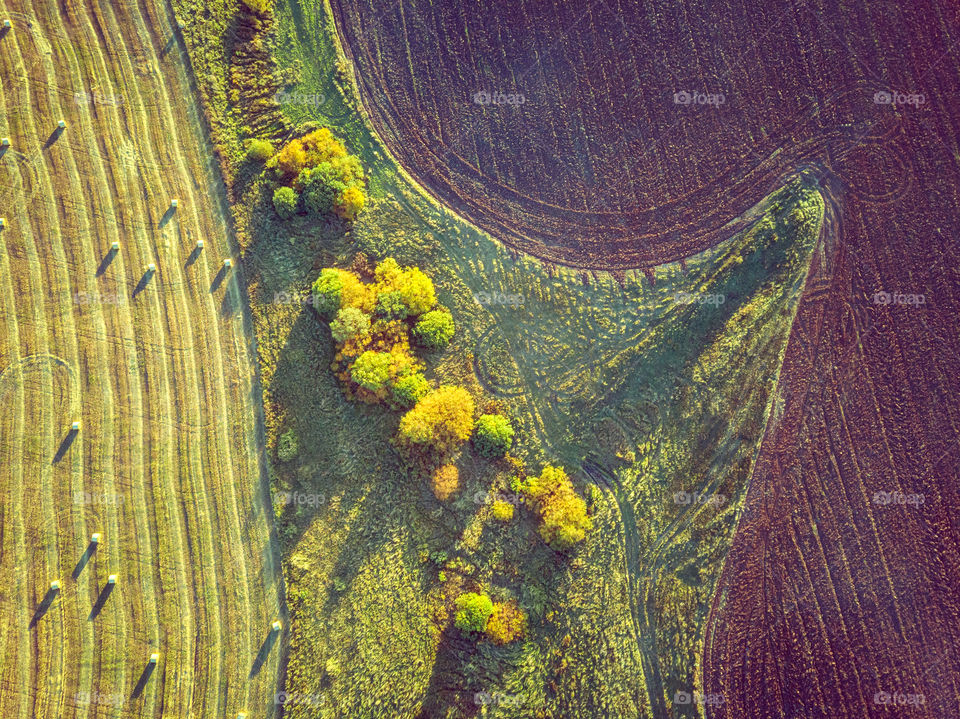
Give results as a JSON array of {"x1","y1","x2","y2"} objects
[
  {"x1": 96, "y1": 247, "x2": 118, "y2": 277},
  {"x1": 29, "y1": 586, "x2": 59, "y2": 629},
  {"x1": 88, "y1": 582, "x2": 115, "y2": 620},
  {"x1": 130, "y1": 661, "x2": 156, "y2": 699},
  {"x1": 52, "y1": 427, "x2": 78, "y2": 464},
  {"x1": 249, "y1": 625, "x2": 280, "y2": 678},
  {"x1": 414, "y1": 624, "x2": 482, "y2": 719},
  {"x1": 132, "y1": 268, "x2": 154, "y2": 298},
  {"x1": 71, "y1": 540, "x2": 98, "y2": 579}
]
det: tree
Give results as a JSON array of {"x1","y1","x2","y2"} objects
[
  {"x1": 373, "y1": 258, "x2": 436, "y2": 316},
  {"x1": 330, "y1": 307, "x2": 370, "y2": 344},
  {"x1": 350, "y1": 351, "x2": 392, "y2": 392},
  {"x1": 391, "y1": 372, "x2": 430, "y2": 408},
  {"x1": 272, "y1": 186, "x2": 298, "y2": 219},
  {"x1": 491, "y1": 500, "x2": 514, "y2": 521},
  {"x1": 396, "y1": 386, "x2": 474, "y2": 455},
  {"x1": 299, "y1": 163, "x2": 346, "y2": 216},
  {"x1": 335, "y1": 184, "x2": 366, "y2": 220},
  {"x1": 376, "y1": 290, "x2": 409, "y2": 321},
  {"x1": 413, "y1": 310, "x2": 455, "y2": 350},
  {"x1": 523, "y1": 465, "x2": 592, "y2": 551},
  {"x1": 472, "y1": 414, "x2": 514, "y2": 458},
  {"x1": 246, "y1": 138, "x2": 274, "y2": 163},
  {"x1": 454, "y1": 592, "x2": 494, "y2": 634},
  {"x1": 312, "y1": 267, "x2": 374, "y2": 317},
  {"x1": 311, "y1": 268, "x2": 344, "y2": 318},
  {"x1": 277, "y1": 429, "x2": 299, "y2": 462},
  {"x1": 430, "y1": 464, "x2": 459, "y2": 501},
  {"x1": 484, "y1": 601, "x2": 527, "y2": 645},
  {"x1": 268, "y1": 128, "x2": 350, "y2": 184}
]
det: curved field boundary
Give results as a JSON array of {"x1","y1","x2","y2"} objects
[{"x1": 0, "y1": 0, "x2": 283, "y2": 717}]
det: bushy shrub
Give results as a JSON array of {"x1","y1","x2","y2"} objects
[
  {"x1": 413, "y1": 310, "x2": 454, "y2": 350},
  {"x1": 277, "y1": 429, "x2": 299, "y2": 462},
  {"x1": 350, "y1": 351, "x2": 392, "y2": 392},
  {"x1": 454, "y1": 592, "x2": 494, "y2": 634},
  {"x1": 376, "y1": 290, "x2": 409, "y2": 320},
  {"x1": 246, "y1": 138, "x2": 274, "y2": 163},
  {"x1": 484, "y1": 601, "x2": 527, "y2": 645},
  {"x1": 396, "y1": 386, "x2": 474, "y2": 455},
  {"x1": 240, "y1": 0, "x2": 273, "y2": 14},
  {"x1": 522, "y1": 465, "x2": 592, "y2": 550},
  {"x1": 330, "y1": 307, "x2": 370, "y2": 343},
  {"x1": 312, "y1": 267, "x2": 374, "y2": 318},
  {"x1": 272, "y1": 186, "x2": 298, "y2": 219},
  {"x1": 472, "y1": 414, "x2": 514, "y2": 458},
  {"x1": 373, "y1": 258, "x2": 436, "y2": 316},
  {"x1": 491, "y1": 500, "x2": 514, "y2": 521},
  {"x1": 430, "y1": 464, "x2": 459, "y2": 501},
  {"x1": 268, "y1": 128, "x2": 349, "y2": 183},
  {"x1": 335, "y1": 184, "x2": 366, "y2": 220},
  {"x1": 311, "y1": 268, "x2": 343, "y2": 318},
  {"x1": 299, "y1": 163, "x2": 346, "y2": 216},
  {"x1": 391, "y1": 372, "x2": 430, "y2": 408}
]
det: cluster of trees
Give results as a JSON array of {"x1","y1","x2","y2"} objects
[
  {"x1": 515, "y1": 465, "x2": 592, "y2": 551},
  {"x1": 313, "y1": 257, "x2": 452, "y2": 407},
  {"x1": 312, "y1": 258, "x2": 517, "y2": 487},
  {"x1": 257, "y1": 128, "x2": 367, "y2": 221},
  {"x1": 454, "y1": 592, "x2": 527, "y2": 645}
]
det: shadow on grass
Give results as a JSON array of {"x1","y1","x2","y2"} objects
[
  {"x1": 130, "y1": 661, "x2": 156, "y2": 699},
  {"x1": 132, "y1": 268, "x2": 154, "y2": 298},
  {"x1": 29, "y1": 586, "x2": 59, "y2": 629},
  {"x1": 414, "y1": 624, "x2": 482, "y2": 719},
  {"x1": 249, "y1": 625, "x2": 280, "y2": 678},
  {"x1": 184, "y1": 244, "x2": 202, "y2": 268},
  {"x1": 96, "y1": 247, "x2": 118, "y2": 277},
  {"x1": 158, "y1": 206, "x2": 176, "y2": 229},
  {"x1": 43, "y1": 126, "x2": 64, "y2": 148},
  {"x1": 71, "y1": 540, "x2": 98, "y2": 579},
  {"x1": 88, "y1": 582, "x2": 115, "y2": 620},
  {"x1": 52, "y1": 427, "x2": 78, "y2": 464},
  {"x1": 209, "y1": 264, "x2": 228, "y2": 292}
]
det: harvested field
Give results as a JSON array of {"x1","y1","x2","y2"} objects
[{"x1": 0, "y1": 1, "x2": 283, "y2": 717}]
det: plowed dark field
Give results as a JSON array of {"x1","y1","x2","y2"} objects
[{"x1": 331, "y1": 1, "x2": 960, "y2": 717}]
